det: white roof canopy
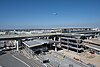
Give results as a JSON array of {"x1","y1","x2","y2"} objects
[{"x1": 23, "y1": 39, "x2": 59, "y2": 48}]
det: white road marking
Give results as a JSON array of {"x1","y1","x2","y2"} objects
[{"x1": 12, "y1": 55, "x2": 30, "y2": 67}]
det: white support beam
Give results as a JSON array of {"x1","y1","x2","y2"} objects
[
  {"x1": 14, "y1": 40, "x2": 16, "y2": 46},
  {"x1": 55, "y1": 44, "x2": 57, "y2": 51},
  {"x1": 16, "y1": 40, "x2": 19, "y2": 51},
  {"x1": 54, "y1": 37, "x2": 56, "y2": 41},
  {"x1": 59, "y1": 37, "x2": 61, "y2": 47},
  {"x1": 54, "y1": 37, "x2": 57, "y2": 51}
]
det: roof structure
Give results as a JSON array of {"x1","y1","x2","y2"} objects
[{"x1": 23, "y1": 39, "x2": 59, "y2": 48}]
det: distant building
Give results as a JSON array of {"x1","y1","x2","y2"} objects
[{"x1": 0, "y1": 32, "x2": 6, "y2": 35}]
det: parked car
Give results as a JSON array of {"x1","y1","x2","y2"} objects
[{"x1": 43, "y1": 59, "x2": 50, "y2": 63}]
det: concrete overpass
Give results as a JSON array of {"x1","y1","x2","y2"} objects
[
  {"x1": 0, "y1": 33, "x2": 61, "y2": 40},
  {"x1": 0, "y1": 32, "x2": 99, "y2": 40},
  {"x1": 0, "y1": 30, "x2": 100, "y2": 52},
  {"x1": 0, "y1": 33, "x2": 62, "y2": 51}
]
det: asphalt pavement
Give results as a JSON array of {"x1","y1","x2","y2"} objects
[
  {"x1": 0, "y1": 54, "x2": 28, "y2": 67},
  {"x1": 0, "y1": 51, "x2": 90, "y2": 67},
  {"x1": 0, "y1": 53, "x2": 45, "y2": 67}
]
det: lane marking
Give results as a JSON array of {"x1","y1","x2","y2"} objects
[{"x1": 12, "y1": 55, "x2": 30, "y2": 67}]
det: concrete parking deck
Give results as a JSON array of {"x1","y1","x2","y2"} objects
[{"x1": 83, "y1": 39, "x2": 100, "y2": 45}]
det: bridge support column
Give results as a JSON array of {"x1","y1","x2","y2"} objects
[
  {"x1": 16, "y1": 40, "x2": 19, "y2": 51},
  {"x1": 54, "y1": 37, "x2": 57, "y2": 51},
  {"x1": 47, "y1": 36, "x2": 49, "y2": 39},
  {"x1": 14, "y1": 40, "x2": 21, "y2": 51}
]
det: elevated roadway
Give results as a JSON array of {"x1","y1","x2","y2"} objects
[
  {"x1": 0, "y1": 33, "x2": 61, "y2": 40},
  {"x1": 74, "y1": 30, "x2": 100, "y2": 34},
  {"x1": 0, "y1": 30, "x2": 100, "y2": 40}
]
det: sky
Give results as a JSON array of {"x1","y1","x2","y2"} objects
[{"x1": 0, "y1": 0, "x2": 100, "y2": 29}]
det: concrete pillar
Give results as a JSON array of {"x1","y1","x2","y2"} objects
[
  {"x1": 67, "y1": 39, "x2": 69, "y2": 51},
  {"x1": 47, "y1": 36, "x2": 49, "y2": 39},
  {"x1": 44, "y1": 37, "x2": 46, "y2": 39},
  {"x1": 14, "y1": 40, "x2": 16, "y2": 46},
  {"x1": 87, "y1": 37, "x2": 89, "y2": 40},
  {"x1": 54, "y1": 37, "x2": 56, "y2": 41},
  {"x1": 59, "y1": 37, "x2": 61, "y2": 42},
  {"x1": 55, "y1": 44, "x2": 57, "y2": 51},
  {"x1": 16, "y1": 40, "x2": 19, "y2": 51},
  {"x1": 77, "y1": 40, "x2": 79, "y2": 54},
  {"x1": 38, "y1": 37, "x2": 41, "y2": 39},
  {"x1": 59, "y1": 37, "x2": 61, "y2": 47},
  {"x1": 54, "y1": 37, "x2": 57, "y2": 51},
  {"x1": 14, "y1": 40, "x2": 21, "y2": 51},
  {"x1": 50, "y1": 38, "x2": 52, "y2": 40},
  {"x1": 89, "y1": 36, "x2": 92, "y2": 39}
]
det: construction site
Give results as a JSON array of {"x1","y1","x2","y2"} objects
[{"x1": 0, "y1": 28, "x2": 100, "y2": 67}]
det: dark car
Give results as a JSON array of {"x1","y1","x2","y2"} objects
[{"x1": 43, "y1": 59, "x2": 50, "y2": 63}]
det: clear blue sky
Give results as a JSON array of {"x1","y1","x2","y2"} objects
[{"x1": 0, "y1": 0, "x2": 100, "y2": 29}]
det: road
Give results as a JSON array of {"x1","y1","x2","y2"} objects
[
  {"x1": 0, "y1": 54, "x2": 28, "y2": 67},
  {"x1": 0, "y1": 51, "x2": 90, "y2": 67},
  {"x1": 0, "y1": 53, "x2": 45, "y2": 67}
]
